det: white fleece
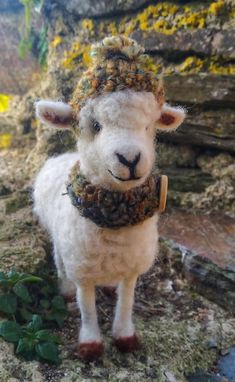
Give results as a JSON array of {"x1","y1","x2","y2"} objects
[{"x1": 33, "y1": 90, "x2": 175, "y2": 344}]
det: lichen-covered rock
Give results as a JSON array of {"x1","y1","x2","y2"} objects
[{"x1": 160, "y1": 211, "x2": 235, "y2": 312}]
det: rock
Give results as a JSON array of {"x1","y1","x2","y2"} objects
[
  {"x1": 212, "y1": 31, "x2": 235, "y2": 60},
  {"x1": 164, "y1": 74, "x2": 235, "y2": 106},
  {"x1": 161, "y1": 75, "x2": 235, "y2": 153},
  {"x1": 157, "y1": 143, "x2": 197, "y2": 169},
  {"x1": 47, "y1": 0, "x2": 149, "y2": 17},
  {"x1": 217, "y1": 347, "x2": 235, "y2": 382},
  {"x1": 164, "y1": 370, "x2": 177, "y2": 382},
  {"x1": 0, "y1": 11, "x2": 40, "y2": 95},
  {"x1": 197, "y1": 153, "x2": 235, "y2": 180},
  {"x1": 166, "y1": 168, "x2": 214, "y2": 193},
  {"x1": 159, "y1": 211, "x2": 235, "y2": 313},
  {"x1": 132, "y1": 29, "x2": 235, "y2": 60},
  {"x1": 168, "y1": 109, "x2": 235, "y2": 153},
  {"x1": 207, "y1": 338, "x2": 218, "y2": 350},
  {"x1": 172, "y1": 178, "x2": 235, "y2": 217},
  {"x1": 132, "y1": 29, "x2": 214, "y2": 57},
  {"x1": 187, "y1": 372, "x2": 227, "y2": 382}
]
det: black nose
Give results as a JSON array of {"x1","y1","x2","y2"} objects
[{"x1": 116, "y1": 152, "x2": 141, "y2": 179}]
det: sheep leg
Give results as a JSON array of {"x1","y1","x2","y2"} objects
[
  {"x1": 54, "y1": 246, "x2": 76, "y2": 302},
  {"x1": 112, "y1": 275, "x2": 140, "y2": 352},
  {"x1": 76, "y1": 283, "x2": 104, "y2": 361}
]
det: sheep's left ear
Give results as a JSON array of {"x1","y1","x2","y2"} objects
[
  {"x1": 156, "y1": 104, "x2": 186, "y2": 131},
  {"x1": 35, "y1": 100, "x2": 75, "y2": 129}
]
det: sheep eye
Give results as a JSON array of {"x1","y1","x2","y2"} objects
[{"x1": 92, "y1": 120, "x2": 102, "y2": 133}]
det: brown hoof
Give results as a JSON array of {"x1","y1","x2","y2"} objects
[
  {"x1": 114, "y1": 334, "x2": 141, "y2": 353},
  {"x1": 75, "y1": 342, "x2": 104, "y2": 361}
]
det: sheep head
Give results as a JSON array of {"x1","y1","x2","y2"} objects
[{"x1": 36, "y1": 36, "x2": 185, "y2": 191}]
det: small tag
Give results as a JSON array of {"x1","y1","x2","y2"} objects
[{"x1": 158, "y1": 175, "x2": 168, "y2": 213}]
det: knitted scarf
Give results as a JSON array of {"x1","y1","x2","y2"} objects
[{"x1": 66, "y1": 161, "x2": 168, "y2": 229}]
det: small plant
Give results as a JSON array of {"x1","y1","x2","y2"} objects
[
  {"x1": 0, "y1": 270, "x2": 67, "y2": 364},
  {"x1": 0, "y1": 315, "x2": 60, "y2": 363},
  {"x1": 19, "y1": 0, "x2": 48, "y2": 68}
]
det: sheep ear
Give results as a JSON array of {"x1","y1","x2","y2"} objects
[
  {"x1": 156, "y1": 104, "x2": 185, "y2": 131},
  {"x1": 35, "y1": 100, "x2": 74, "y2": 129}
]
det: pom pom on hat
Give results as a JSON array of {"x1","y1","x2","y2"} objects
[{"x1": 70, "y1": 35, "x2": 164, "y2": 112}]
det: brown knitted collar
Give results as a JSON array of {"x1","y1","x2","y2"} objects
[{"x1": 66, "y1": 161, "x2": 168, "y2": 229}]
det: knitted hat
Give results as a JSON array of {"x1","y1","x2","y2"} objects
[{"x1": 70, "y1": 35, "x2": 164, "y2": 112}]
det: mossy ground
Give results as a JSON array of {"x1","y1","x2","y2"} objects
[
  {"x1": 39, "y1": 255, "x2": 235, "y2": 382},
  {"x1": 1, "y1": 143, "x2": 235, "y2": 381}
]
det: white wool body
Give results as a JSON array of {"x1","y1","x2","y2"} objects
[
  {"x1": 33, "y1": 89, "x2": 185, "y2": 348},
  {"x1": 34, "y1": 153, "x2": 158, "y2": 287}
]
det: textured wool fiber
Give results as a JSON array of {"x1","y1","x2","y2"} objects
[{"x1": 33, "y1": 36, "x2": 185, "y2": 360}]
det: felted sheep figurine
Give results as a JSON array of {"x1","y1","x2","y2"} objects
[{"x1": 34, "y1": 36, "x2": 185, "y2": 361}]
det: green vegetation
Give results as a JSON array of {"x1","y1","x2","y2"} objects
[
  {"x1": 0, "y1": 270, "x2": 68, "y2": 364},
  {"x1": 19, "y1": 0, "x2": 48, "y2": 68}
]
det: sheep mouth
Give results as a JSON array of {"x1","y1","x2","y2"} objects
[{"x1": 108, "y1": 169, "x2": 141, "y2": 182}]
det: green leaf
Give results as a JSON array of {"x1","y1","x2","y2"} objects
[
  {"x1": 7, "y1": 270, "x2": 18, "y2": 280},
  {"x1": 35, "y1": 342, "x2": 60, "y2": 363},
  {"x1": 40, "y1": 299, "x2": 50, "y2": 309},
  {"x1": 18, "y1": 275, "x2": 42, "y2": 283},
  {"x1": 16, "y1": 337, "x2": 34, "y2": 354},
  {"x1": 0, "y1": 278, "x2": 9, "y2": 290},
  {"x1": 41, "y1": 283, "x2": 57, "y2": 297},
  {"x1": 19, "y1": 308, "x2": 33, "y2": 322},
  {"x1": 0, "y1": 272, "x2": 6, "y2": 281},
  {"x1": 46, "y1": 311, "x2": 66, "y2": 328},
  {"x1": 35, "y1": 329, "x2": 61, "y2": 344},
  {"x1": 0, "y1": 293, "x2": 17, "y2": 314},
  {"x1": 35, "y1": 329, "x2": 51, "y2": 341},
  {"x1": 51, "y1": 296, "x2": 66, "y2": 310},
  {"x1": 27, "y1": 315, "x2": 43, "y2": 332},
  {"x1": 13, "y1": 282, "x2": 32, "y2": 303},
  {"x1": 0, "y1": 321, "x2": 22, "y2": 342}
]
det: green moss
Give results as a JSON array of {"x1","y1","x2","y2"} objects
[
  {"x1": 0, "y1": 246, "x2": 46, "y2": 273},
  {"x1": 5, "y1": 193, "x2": 30, "y2": 214}
]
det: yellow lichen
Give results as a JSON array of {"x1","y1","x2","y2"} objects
[
  {"x1": 0, "y1": 134, "x2": 12, "y2": 149},
  {"x1": 117, "y1": 0, "x2": 231, "y2": 36},
  {"x1": 0, "y1": 94, "x2": 11, "y2": 113},
  {"x1": 81, "y1": 19, "x2": 94, "y2": 32},
  {"x1": 63, "y1": 41, "x2": 92, "y2": 70},
  {"x1": 209, "y1": 0, "x2": 225, "y2": 15},
  {"x1": 60, "y1": 0, "x2": 233, "y2": 75},
  {"x1": 170, "y1": 56, "x2": 235, "y2": 75},
  {"x1": 177, "y1": 57, "x2": 204, "y2": 73},
  {"x1": 51, "y1": 35, "x2": 62, "y2": 48},
  {"x1": 107, "y1": 22, "x2": 118, "y2": 36}
]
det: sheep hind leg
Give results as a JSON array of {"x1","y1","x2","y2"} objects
[
  {"x1": 112, "y1": 274, "x2": 140, "y2": 353},
  {"x1": 75, "y1": 283, "x2": 104, "y2": 361},
  {"x1": 54, "y1": 245, "x2": 76, "y2": 302}
]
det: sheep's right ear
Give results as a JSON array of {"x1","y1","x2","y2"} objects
[{"x1": 35, "y1": 100, "x2": 74, "y2": 129}]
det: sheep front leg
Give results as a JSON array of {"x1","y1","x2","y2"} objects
[
  {"x1": 76, "y1": 283, "x2": 104, "y2": 361},
  {"x1": 112, "y1": 275, "x2": 140, "y2": 352},
  {"x1": 54, "y1": 246, "x2": 76, "y2": 302}
]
